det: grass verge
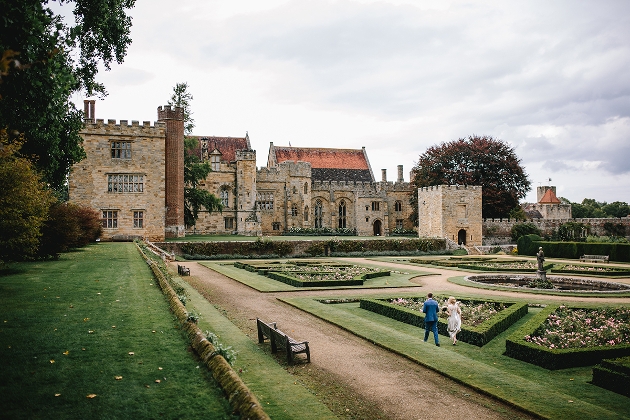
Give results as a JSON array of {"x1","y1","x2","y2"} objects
[
  {"x1": 0, "y1": 243, "x2": 235, "y2": 420},
  {"x1": 198, "y1": 259, "x2": 428, "y2": 292}
]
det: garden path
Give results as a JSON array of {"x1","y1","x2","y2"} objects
[{"x1": 180, "y1": 257, "x2": 630, "y2": 419}]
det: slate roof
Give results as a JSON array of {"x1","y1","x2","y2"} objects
[
  {"x1": 268, "y1": 143, "x2": 375, "y2": 182},
  {"x1": 188, "y1": 135, "x2": 251, "y2": 163},
  {"x1": 539, "y1": 188, "x2": 561, "y2": 204}
]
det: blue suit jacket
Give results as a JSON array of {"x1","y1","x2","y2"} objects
[{"x1": 422, "y1": 298, "x2": 440, "y2": 322}]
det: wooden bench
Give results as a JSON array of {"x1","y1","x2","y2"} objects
[
  {"x1": 579, "y1": 255, "x2": 609, "y2": 263},
  {"x1": 256, "y1": 318, "x2": 310, "y2": 364},
  {"x1": 178, "y1": 264, "x2": 190, "y2": 276}
]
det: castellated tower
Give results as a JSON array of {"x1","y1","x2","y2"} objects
[
  {"x1": 417, "y1": 185, "x2": 482, "y2": 246},
  {"x1": 157, "y1": 105, "x2": 185, "y2": 238},
  {"x1": 235, "y1": 149, "x2": 261, "y2": 235}
]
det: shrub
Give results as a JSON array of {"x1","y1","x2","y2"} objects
[{"x1": 511, "y1": 222, "x2": 541, "y2": 242}]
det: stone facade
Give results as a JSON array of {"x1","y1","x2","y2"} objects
[
  {"x1": 68, "y1": 118, "x2": 168, "y2": 241},
  {"x1": 417, "y1": 185, "x2": 483, "y2": 246},
  {"x1": 70, "y1": 102, "x2": 475, "y2": 241}
]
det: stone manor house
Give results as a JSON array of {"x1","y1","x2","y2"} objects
[{"x1": 70, "y1": 102, "x2": 439, "y2": 242}]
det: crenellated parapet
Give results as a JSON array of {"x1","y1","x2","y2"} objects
[
  {"x1": 157, "y1": 105, "x2": 184, "y2": 121},
  {"x1": 257, "y1": 160, "x2": 311, "y2": 181},
  {"x1": 80, "y1": 119, "x2": 166, "y2": 138},
  {"x1": 419, "y1": 184, "x2": 482, "y2": 192}
]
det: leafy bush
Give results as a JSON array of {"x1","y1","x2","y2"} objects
[
  {"x1": 37, "y1": 202, "x2": 102, "y2": 259},
  {"x1": 511, "y1": 222, "x2": 541, "y2": 242}
]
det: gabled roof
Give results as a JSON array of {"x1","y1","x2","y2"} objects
[
  {"x1": 268, "y1": 143, "x2": 375, "y2": 182},
  {"x1": 539, "y1": 188, "x2": 561, "y2": 204},
  {"x1": 188, "y1": 134, "x2": 251, "y2": 163}
]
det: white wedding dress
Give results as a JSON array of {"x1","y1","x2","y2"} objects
[{"x1": 447, "y1": 303, "x2": 461, "y2": 339}]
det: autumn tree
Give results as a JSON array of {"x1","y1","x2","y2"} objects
[
  {"x1": 0, "y1": 132, "x2": 56, "y2": 265},
  {"x1": 167, "y1": 83, "x2": 222, "y2": 227},
  {"x1": 410, "y1": 135, "x2": 531, "y2": 220},
  {"x1": 0, "y1": 0, "x2": 135, "y2": 191}
]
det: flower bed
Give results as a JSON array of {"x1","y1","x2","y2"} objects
[
  {"x1": 410, "y1": 257, "x2": 553, "y2": 272},
  {"x1": 234, "y1": 261, "x2": 389, "y2": 287},
  {"x1": 505, "y1": 305, "x2": 630, "y2": 369},
  {"x1": 360, "y1": 297, "x2": 528, "y2": 346},
  {"x1": 552, "y1": 264, "x2": 630, "y2": 277}
]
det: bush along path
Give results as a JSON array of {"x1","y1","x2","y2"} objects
[{"x1": 135, "y1": 242, "x2": 270, "y2": 420}]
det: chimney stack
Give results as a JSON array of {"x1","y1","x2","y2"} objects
[
  {"x1": 381, "y1": 169, "x2": 387, "y2": 182},
  {"x1": 397, "y1": 165, "x2": 404, "y2": 183},
  {"x1": 83, "y1": 100, "x2": 95, "y2": 122}
]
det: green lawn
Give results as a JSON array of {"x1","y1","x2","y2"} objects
[{"x1": 0, "y1": 243, "x2": 235, "y2": 419}]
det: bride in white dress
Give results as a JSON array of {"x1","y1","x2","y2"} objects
[{"x1": 446, "y1": 297, "x2": 461, "y2": 345}]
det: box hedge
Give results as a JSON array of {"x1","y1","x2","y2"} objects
[
  {"x1": 592, "y1": 357, "x2": 630, "y2": 397},
  {"x1": 359, "y1": 297, "x2": 528, "y2": 347},
  {"x1": 505, "y1": 305, "x2": 630, "y2": 370},
  {"x1": 517, "y1": 235, "x2": 630, "y2": 262}
]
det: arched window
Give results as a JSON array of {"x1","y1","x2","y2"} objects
[
  {"x1": 304, "y1": 182, "x2": 308, "y2": 194},
  {"x1": 220, "y1": 189, "x2": 229, "y2": 207},
  {"x1": 395, "y1": 200, "x2": 402, "y2": 212},
  {"x1": 304, "y1": 206, "x2": 309, "y2": 221},
  {"x1": 338, "y1": 200, "x2": 346, "y2": 228},
  {"x1": 314, "y1": 200, "x2": 323, "y2": 228},
  {"x1": 291, "y1": 204, "x2": 298, "y2": 216}
]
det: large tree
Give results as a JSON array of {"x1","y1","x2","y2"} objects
[
  {"x1": 410, "y1": 135, "x2": 531, "y2": 220},
  {"x1": 167, "y1": 83, "x2": 222, "y2": 227},
  {"x1": 0, "y1": 0, "x2": 135, "y2": 191}
]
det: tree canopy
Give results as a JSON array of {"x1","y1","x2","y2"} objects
[
  {"x1": 562, "y1": 198, "x2": 630, "y2": 219},
  {"x1": 0, "y1": 0, "x2": 135, "y2": 191},
  {"x1": 167, "y1": 83, "x2": 222, "y2": 227},
  {"x1": 410, "y1": 135, "x2": 531, "y2": 220}
]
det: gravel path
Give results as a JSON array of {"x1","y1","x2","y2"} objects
[{"x1": 180, "y1": 258, "x2": 630, "y2": 420}]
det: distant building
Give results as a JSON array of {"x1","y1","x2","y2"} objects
[{"x1": 523, "y1": 186, "x2": 572, "y2": 219}]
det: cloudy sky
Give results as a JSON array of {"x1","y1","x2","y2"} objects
[{"x1": 73, "y1": 0, "x2": 630, "y2": 204}]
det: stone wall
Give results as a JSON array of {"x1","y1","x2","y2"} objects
[
  {"x1": 482, "y1": 217, "x2": 630, "y2": 245},
  {"x1": 69, "y1": 119, "x2": 167, "y2": 241}
]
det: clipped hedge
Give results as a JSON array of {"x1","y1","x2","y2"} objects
[
  {"x1": 360, "y1": 298, "x2": 528, "y2": 347},
  {"x1": 592, "y1": 357, "x2": 630, "y2": 397},
  {"x1": 505, "y1": 305, "x2": 630, "y2": 370},
  {"x1": 518, "y1": 235, "x2": 630, "y2": 262},
  {"x1": 266, "y1": 271, "x2": 364, "y2": 287}
]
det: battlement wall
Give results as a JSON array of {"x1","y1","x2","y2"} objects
[
  {"x1": 81, "y1": 119, "x2": 166, "y2": 138},
  {"x1": 482, "y1": 217, "x2": 630, "y2": 242}
]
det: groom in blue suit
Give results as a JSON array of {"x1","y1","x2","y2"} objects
[{"x1": 422, "y1": 293, "x2": 440, "y2": 346}]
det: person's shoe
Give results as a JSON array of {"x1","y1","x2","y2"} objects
[{"x1": 436, "y1": 343, "x2": 440, "y2": 347}]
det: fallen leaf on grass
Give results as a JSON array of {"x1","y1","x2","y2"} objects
[
  {"x1": 83, "y1": 318, "x2": 89, "y2": 322},
  {"x1": 88, "y1": 330, "x2": 94, "y2": 334},
  {"x1": 86, "y1": 394, "x2": 97, "y2": 399},
  {"x1": 63, "y1": 350, "x2": 69, "y2": 355},
  {"x1": 114, "y1": 376, "x2": 123, "y2": 380},
  {"x1": 155, "y1": 379, "x2": 161, "y2": 383},
  {"x1": 50, "y1": 360, "x2": 55, "y2": 364},
  {"x1": 128, "y1": 352, "x2": 134, "y2": 356},
  {"x1": 54, "y1": 393, "x2": 61, "y2": 397}
]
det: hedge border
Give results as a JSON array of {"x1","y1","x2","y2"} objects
[
  {"x1": 592, "y1": 357, "x2": 630, "y2": 397},
  {"x1": 505, "y1": 304, "x2": 630, "y2": 370},
  {"x1": 359, "y1": 297, "x2": 528, "y2": 347},
  {"x1": 136, "y1": 243, "x2": 269, "y2": 420},
  {"x1": 234, "y1": 261, "x2": 390, "y2": 287}
]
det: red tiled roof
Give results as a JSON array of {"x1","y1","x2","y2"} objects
[
  {"x1": 539, "y1": 188, "x2": 561, "y2": 204},
  {"x1": 189, "y1": 136, "x2": 249, "y2": 163},
  {"x1": 273, "y1": 146, "x2": 370, "y2": 169}
]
